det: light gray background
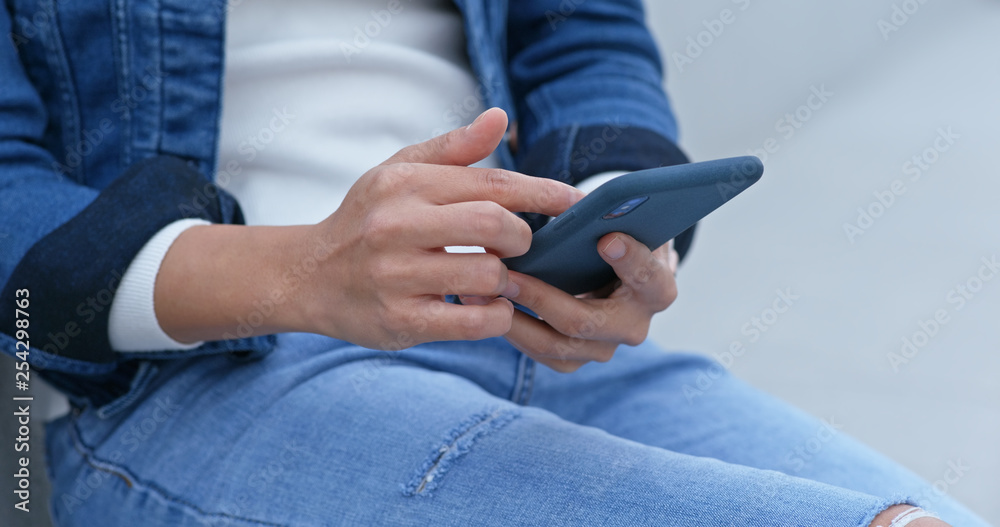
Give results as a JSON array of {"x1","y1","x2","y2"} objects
[{"x1": 645, "y1": 0, "x2": 999, "y2": 524}]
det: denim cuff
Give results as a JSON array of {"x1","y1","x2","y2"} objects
[
  {"x1": 0, "y1": 156, "x2": 251, "y2": 364},
  {"x1": 516, "y1": 125, "x2": 697, "y2": 262}
]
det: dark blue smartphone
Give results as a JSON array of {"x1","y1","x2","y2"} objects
[{"x1": 503, "y1": 156, "x2": 764, "y2": 294}]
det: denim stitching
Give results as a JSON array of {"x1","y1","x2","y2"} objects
[
  {"x1": 0, "y1": 333, "x2": 117, "y2": 374},
  {"x1": 64, "y1": 416, "x2": 289, "y2": 526},
  {"x1": 93, "y1": 361, "x2": 160, "y2": 419},
  {"x1": 520, "y1": 358, "x2": 535, "y2": 405},
  {"x1": 402, "y1": 407, "x2": 520, "y2": 497},
  {"x1": 35, "y1": 0, "x2": 83, "y2": 182},
  {"x1": 510, "y1": 353, "x2": 531, "y2": 404},
  {"x1": 112, "y1": 0, "x2": 133, "y2": 168}
]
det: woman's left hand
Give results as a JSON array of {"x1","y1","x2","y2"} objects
[{"x1": 499, "y1": 233, "x2": 679, "y2": 372}]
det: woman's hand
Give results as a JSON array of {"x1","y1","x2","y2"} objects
[
  {"x1": 298, "y1": 109, "x2": 581, "y2": 349},
  {"x1": 500, "y1": 234, "x2": 679, "y2": 372},
  {"x1": 155, "y1": 109, "x2": 584, "y2": 349}
]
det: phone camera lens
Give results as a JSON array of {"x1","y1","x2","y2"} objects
[{"x1": 603, "y1": 196, "x2": 649, "y2": 219}]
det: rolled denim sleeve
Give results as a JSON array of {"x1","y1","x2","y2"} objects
[
  {"x1": 0, "y1": 10, "x2": 271, "y2": 405},
  {"x1": 507, "y1": 0, "x2": 696, "y2": 259}
]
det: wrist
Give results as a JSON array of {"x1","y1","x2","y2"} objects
[
  {"x1": 155, "y1": 223, "x2": 324, "y2": 342},
  {"x1": 263, "y1": 223, "x2": 343, "y2": 337}
]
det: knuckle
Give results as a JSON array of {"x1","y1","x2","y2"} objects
[
  {"x1": 480, "y1": 168, "x2": 515, "y2": 201},
  {"x1": 593, "y1": 344, "x2": 617, "y2": 363},
  {"x1": 456, "y1": 308, "x2": 491, "y2": 340},
  {"x1": 361, "y1": 212, "x2": 402, "y2": 246},
  {"x1": 375, "y1": 306, "x2": 406, "y2": 336},
  {"x1": 375, "y1": 163, "x2": 419, "y2": 193},
  {"x1": 622, "y1": 322, "x2": 649, "y2": 347},
  {"x1": 474, "y1": 256, "x2": 506, "y2": 294},
  {"x1": 435, "y1": 129, "x2": 457, "y2": 153},
  {"x1": 551, "y1": 361, "x2": 582, "y2": 373},
  {"x1": 516, "y1": 280, "x2": 541, "y2": 309},
  {"x1": 648, "y1": 277, "x2": 678, "y2": 312},
  {"x1": 629, "y1": 260, "x2": 654, "y2": 285},
  {"x1": 623, "y1": 252, "x2": 659, "y2": 284},
  {"x1": 533, "y1": 337, "x2": 558, "y2": 359},
  {"x1": 519, "y1": 291, "x2": 539, "y2": 312},
  {"x1": 661, "y1": 281, "x2": 679, "y2": 308},
  {"x1": 368, "y1": 257, "x2": 401, "y2": 285},
  {"x1": 368, "y1": 166, "x2": 397, "y2": 194},
  {"x1": 564, "y1": 307, "x2": 594, "y2": 337},
  {"x1": 540, "y1": 341, "x2": 561, "y2": 359},
  {"x1": 441, "y1": 270, "x2": 463, "y2": 296},
  {"x1": 491, "y1": 309, "x2": 514, "y2": 336},
  {"x1": 471, "y1": 202, "x2": 508, "y2": 242},
  {"x1": 511, "y1": 217, "x2": 532, "y2": 255},
  {"x1": 623, "y1": 334, "x2": 644, "y2": 348},
  {"x1": 565, "y1": 327, "x2": 586, "y2": 341},
  {"x1": 393, "y1": 162, "x2": 420, "y2": 182},
  {"x1": 534, "y1": 179, "x2": 563, "y2": 211},
  {"x1": 576, "y1": 312, "x2": 608, "y2": 340},
  {"x1": 544, "y1": 338, "x2": 577, "y2": 361}
]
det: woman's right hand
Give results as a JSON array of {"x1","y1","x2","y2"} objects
[
  {"x1": 154, "y1": 108, "x2": 582, "y2": 349},
  {"x1": 298, "y1": 108, "x2": 582, "y2": 348}
]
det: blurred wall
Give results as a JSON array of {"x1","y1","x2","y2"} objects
[{"x1": 646, "y1": 0, "x2": 1000, "y2": 523}]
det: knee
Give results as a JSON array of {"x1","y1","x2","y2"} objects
[{"x1": 665, "y1": 352, "x2": 732, "y2": 403}]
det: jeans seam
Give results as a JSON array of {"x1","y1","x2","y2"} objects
[
  {"x1": 93, "y1": 361, "x2": 160, "y2": 419},
  {"x1": 520, "y1": 358, "x2": 535, "y2": 405},
  {"x1": 64, "y1": 416, "x2": 290, "y2": 527},
  {"x1": 511, "y1": 353, "x2": 535, "y2": 405}
]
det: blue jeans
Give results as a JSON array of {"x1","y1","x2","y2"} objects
[{"x1": 45, "y1": 334, "x2": 989, "y2": 526}]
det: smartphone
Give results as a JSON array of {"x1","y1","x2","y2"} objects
[{"x1": 503, "y1": 156, "x2": 764, "y2": 294}]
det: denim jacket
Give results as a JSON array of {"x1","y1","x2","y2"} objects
[{"x1": 0, "y1": 0, "x2": 691, "y2": 412}]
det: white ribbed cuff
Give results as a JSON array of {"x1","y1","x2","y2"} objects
[{"x1": 108, "y1": 218, "x2": 212, "y2": 352}]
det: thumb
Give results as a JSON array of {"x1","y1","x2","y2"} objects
[{"x1": 382, "y1": 107, "x2": 508, "y2": 167}]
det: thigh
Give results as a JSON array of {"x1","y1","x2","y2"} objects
[
  {"x1": 529, "y1": 340, "x2": 990, "y2": 526},
  {"x1": 47, "y1": 337, "x2": 898, "y2": 527}
]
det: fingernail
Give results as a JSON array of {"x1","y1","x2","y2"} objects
[
  {"x1": 501, "y1": 280, "x2": 519, "y2": 299},
  {"x1": 466, "y1": 110, "x2": 489, "y2": 130},
  {"x1": 602, "y1": 236, "x2": 627, "y2": 260}
]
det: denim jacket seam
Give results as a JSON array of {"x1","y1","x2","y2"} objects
[
  {"x1": 37, "y1": 0, "x2": 83, "y2": 182},
  {"x1": 111, "y1": 0, "x2": 133, "y2": 168}
]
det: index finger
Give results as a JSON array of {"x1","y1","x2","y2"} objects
[{"x1": 412, "y1": 164, "x2": 584, "y2": 218}]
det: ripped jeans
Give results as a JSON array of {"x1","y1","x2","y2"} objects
[{"x1": 44, "y1": 333, "x2": 990, "y2": 526}]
